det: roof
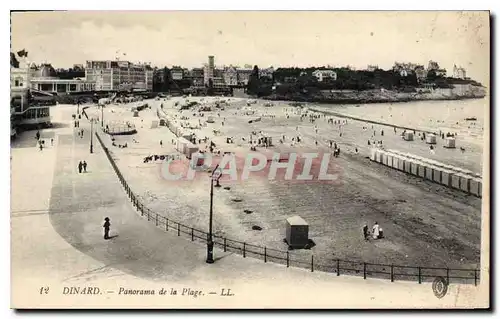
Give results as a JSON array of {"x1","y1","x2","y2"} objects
[{"x1": 287, "y1": 215, "x2": 308, "y2": 226}]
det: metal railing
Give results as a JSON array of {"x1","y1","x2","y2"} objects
[{"x1": 94, "y1": 131, "x2": 480, "y2": 286}]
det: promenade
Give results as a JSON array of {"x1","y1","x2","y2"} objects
[{"x1": 10, "y1": 104, "x2": 484, "y2": 308}]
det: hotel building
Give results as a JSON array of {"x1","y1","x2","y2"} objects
[{"x1": 85, "y1": 60, "x2": 154, "y2": 91}]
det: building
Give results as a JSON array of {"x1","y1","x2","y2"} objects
[
  {"x1": 85, "y1": 60, "x2": 154, "y2": 91},
  {"x1": 190, "y1": 67, "x2": 205, "y2": 88},
  {"x1": 203, "y1": 55, "x2": 215, "y2": 86},
  {"x1": 28, "y1": 64, "x2": 97, "y2": 93},
  {"x1": 170, "y1": 66, "x2": 184, "y2": 80},
  {"x1": 10, "y1": 55, "x2": 53, "y2": 128},
  {"x1": 223, "y1": 66, "x2": 238, "y2": 86},
  {"x1": 414, "y1": 66, "x2": 427, "y2": 82},
  {"x1": 236, "y1": 68, "x2": 253, "y2": 85},
  {"x1": 259, "y1": 67, "x2": 275, "y2": 79},
  {"x1": 453, "y1": 65, "x2": 467, "y2": 79},
  {"x1": 312, "y1": 69, "x2": 337, "y2": 82}
]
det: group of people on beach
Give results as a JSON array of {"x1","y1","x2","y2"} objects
[
  {"x1": 35, "y1": 130, "x2": 54, "y2": 151},
  {"x1": 78, "y1": 161, "x2": 88, "y2": 173},
  {"x1": 363, "y1": 222, "x2": 384, "y2": 241}
]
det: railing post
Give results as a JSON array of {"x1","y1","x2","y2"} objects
[
  {"x1": 166, "y1": 218, "x2": 169, "y2": 231},
  {"x1": 446, "y1": 268, "x2": 450, "y2": 284},
  {"x1": 311, "y1": 255, "x2": 314, "y2": 272},
  {"x1": 391, "y1": 265, "x2": 394, "y2": 282},
  {"x1": 147, "y1": 210, "x2": 150, "y2": 221},
  {"x1": 243, "y1": 243, "x2": 246, "y2": 258},
  {"x1": 177, "y1": 224, "x2": 180, "y2": 236},
  {"x1": 337, "y1": 259, "x2": 340, "y2": 276},
  {"x1": 474, "y1": 269, "x2": 478, "y2": 286},
  {"x1": 418, "y1": 267, "x2": 422, "y2": 284},
  {"x1": 191, "y1": 228, "x2": 194, "y2": 241},
  {"x1": 264, "y1": 247, "x2": 267, "y2": 263},
  {"x1": 223, "y1": 238, "x2": 227, "y2": 252},
  {"x1": 363, "y1": 263, "x2": 367, "y2": 279},
  {"x1": 286, "y1": 251, "x2": 289, "y2": 268},
  {"x1": 155, "y1": 214, "x2": 158, "y2": 226}
]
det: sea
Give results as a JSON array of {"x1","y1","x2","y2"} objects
[{"x1": 312, "y1": 98, "x2": 488, "y2": 148}]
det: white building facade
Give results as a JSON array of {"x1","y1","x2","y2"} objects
[
  {"x1": 85, "y1": 60, "x2": 154, "y2": 91},
  {"x1": 312, "y1": 69, "x2": 337, "y2": 82}
]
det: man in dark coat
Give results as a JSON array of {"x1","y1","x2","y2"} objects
[
  {"x1": 103, "y1": 217, "x2": 111, "y2": 240},
  {"x1": 78, "y1": 161, "x2": 83, "y2": 173}
]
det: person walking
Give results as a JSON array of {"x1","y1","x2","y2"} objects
[
  {"x1": 83, "y1": 161, "x2": 87, "y2": 173},
  {"x1": 363, "y1": 225, "x2": 369, "y2": 240},
  {"x1": 103, "y1": 217, "x2": 111, "y2": 240},
  {"x1": 372, "y1": 222, "x2": 380, "y2": 240},
  {"x1": 78, "y1": 161, "x2": 83, "y2": 174},
  {"x1": 51, "y1": 138, "x2": 54, "y2": 146}
]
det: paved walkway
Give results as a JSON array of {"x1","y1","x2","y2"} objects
[{"x1": 10, "y1": 105, "x2": 485, "y2": 308}]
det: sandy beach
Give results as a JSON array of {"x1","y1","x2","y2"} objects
[{"x1": 84, "y1": 96, "x2": 482, "y2": 272}]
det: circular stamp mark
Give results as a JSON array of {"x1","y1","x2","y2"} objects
[{"x1": 432, "y1": 276, "x2": 449, "y2": 299}]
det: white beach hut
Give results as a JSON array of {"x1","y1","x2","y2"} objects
[
  {"x1": 418, "y1": 162, "x2": 426, "y2": 178},
  {"x1": 376, "y1": 150, "x2": 384, "y2": 164},
  {"x1": 398, "y1": 156, "x2": 406, "y2": 171},
  {"x1": 385, "y1": 152, "x2": 393, "y2": 167},
  {"x1": 285, "y1": 216, "x2": 309, "y2": 249},
  {"x1": 425, "y1": 165, "x2": 434, "y2": 181},
  {"x1": 404, "y1": 158, "x2": 413, "y2": 174},
  {"x1": 459, "y1": 174, "x2": 471, "y2": 193},
  {"x1": 440, "y1": 169, "x2": 452, "y2": 187},
  {"x1": 370, "y1": 148, "x2": 377, "y2": 161},
  {"x1": 410, "y1": 160, "x2": 419, "y2": 176},
  {"x1": 432, "y1": 167, "x2": 442, "y2": 183},
  {"x1": 469, "y1": 178, "x2": 481, "y2": 197},
  {"x1": 391, "y1": 155, "x2": 399, "y2": 170},
  {"x1": 451, "y1": 173, "x2": 461, "y2": 190}
]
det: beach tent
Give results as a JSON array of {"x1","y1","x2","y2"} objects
[
  {"x1": 426, "y1": 134, "x2": 437, "y2": 144},
  {"x1": 403, "y1": 131, "x2": 414, "y2": 141},
  {"x1": 382, "y1": 151, "x2": 389, "y2": 166},
  {"x1": 285, "y1": 216, "x2": 309, "y2": 249},
  {"x1": 150, "y1": 120, "x2": 159, "y2": 128},
  {"x1": 375, "y1": 150, "x2": 383, "y2": 163},
  {"x1": 444, "y1": 137, "x2": 456, "y2": 148}
]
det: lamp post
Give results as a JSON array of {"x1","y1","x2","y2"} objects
[
  {"x1": 206, "y1": 165, "x2": 222, "y2": 264},
  {"x1": 101, "y1": 105, "x2": 104, "y2": 128},
  {"x1": 90, "y1": 118, "x2": 94, "y2": 154}
]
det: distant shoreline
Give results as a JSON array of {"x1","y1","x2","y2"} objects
[{"x1": 262, "y1": 92, "x2": 486, "y2": 105}]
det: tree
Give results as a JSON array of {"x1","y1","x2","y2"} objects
[
  {"x1": 247, "y1": 65, "x2": 261, "y2": 95},
  {"x1": 10, "y1": 52, "x2": 19, "y2": 68}
]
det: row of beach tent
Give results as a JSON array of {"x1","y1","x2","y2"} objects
[{"x1": 370, "y1": 148, "x2": 482, "y2": 197}]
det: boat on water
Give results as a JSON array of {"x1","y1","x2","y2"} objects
[{"x1": 465, "y1": 117, "x2": 477, "y2": 121}]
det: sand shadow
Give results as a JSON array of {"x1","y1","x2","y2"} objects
[{"x1": 106, "y1": 235, "x2": 119, "y2": 240}]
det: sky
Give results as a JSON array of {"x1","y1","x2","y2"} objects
[{"x1": 11, "y1": 11, "x2": 490, "y2": 84}]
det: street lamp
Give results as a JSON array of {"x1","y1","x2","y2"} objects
[
  {"x1": 90, "y1": 118, "x2": 94, "y2": 154},
  {"x1": 101, "y1": 105, "x2": 104, "y2": 128},
  {"x1": 206, "y1": 164, "x2": 222, "y2": 264}
]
